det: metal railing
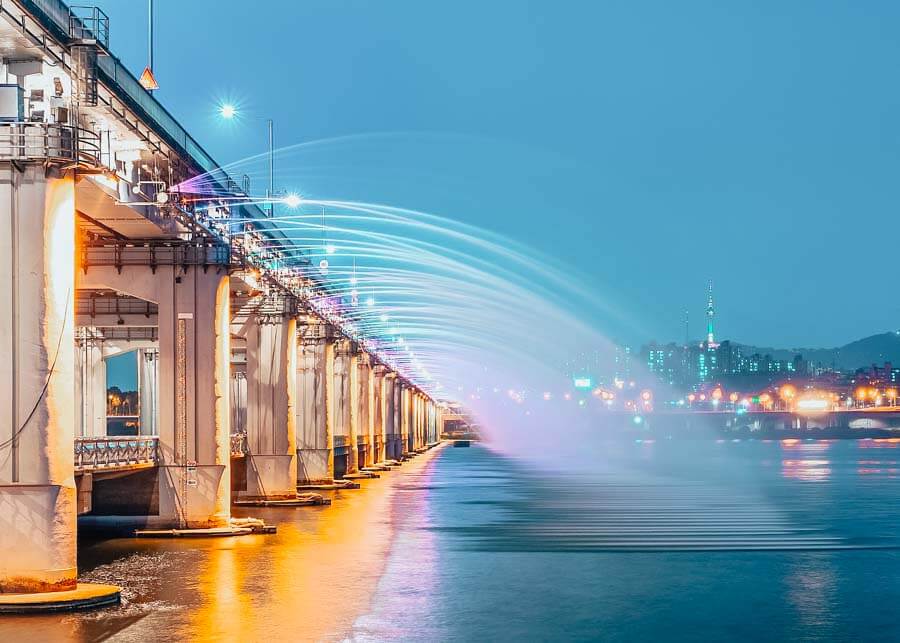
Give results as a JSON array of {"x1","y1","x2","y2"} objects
[
  {"x1": 69, "y1": 5, "x2": 108, "y2": 46},
  {"x1": 230, "y1": 432, "x2": 248, "y2": 457},
  {"x1": 0, "y1": 122, "x2": 100, "y2": 166},
  {"x1": 75, "y1": 436, "x2": 158, "y2": 471}
]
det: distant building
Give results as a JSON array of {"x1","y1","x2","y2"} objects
[
  {"x1": 615, "y1": 344, "x2": 633, "y2": 382},
  {"x1": 640, "y1": 339, "x2": 811, "y2": 391}
]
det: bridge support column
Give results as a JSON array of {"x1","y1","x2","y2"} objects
[
  {"x1": 383, "y1": 372, "x2": 397, "y2": 460},
  {"x1": 416, "y1": 393, "x2": 425, "y2": 449},
  {"x1": 240, "y1": 316, "x2": 297, "y2": 499},
  {"x1": 296, "y1": 326, "x2": 334, "y2": 483},
  {"x1": 155, "y1": 267, "x2": 232, "y2": 528},
  {"x1": 333, "y1": 340, "x2": 359, "y2": 477},
  {"x1": 372, "y1": 366, "x2": 387, "y2": 463},
  {"x1": 424, "y1": 399, "x2": 433, "y2": 445},
  {"x1": 390, "y1": 376, "x2": 403, "y2": 458},
  {"x1": 433, "y1": 401, "x2": 442, "y2": 443},
  {"x1": 357, "y1": 354, "x2": 373, "y2": 468},
  {"x1": 0, "y1": 168, "x2": 79, "y2": 593},
  {"x1": 411, "y1": 392, "x2": 420, "y2": 450},
  {"x1": 401, "y1": 385, "x2": 413, "y2": 455}
]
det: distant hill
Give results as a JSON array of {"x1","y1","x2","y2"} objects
[{"x1": 736, "y1": 332, "x2": 900, "y2": 371}]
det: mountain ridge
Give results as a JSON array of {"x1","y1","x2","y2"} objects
[{"x1": 731, "y1": 332, "x2": 900, "y2": 371}]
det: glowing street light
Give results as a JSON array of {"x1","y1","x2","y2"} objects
[
  {"x1": 282, "y1": 193, "x2": 302, "y2": 208},
  {"x1": 216, "y1": 102, "x2": 276, "y2": 217},
  {"x1": 219, "y1": 103, "x2": 237, "y2": 119}
]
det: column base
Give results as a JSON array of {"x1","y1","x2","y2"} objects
[
  {"x1": 296, "y1": 480, "x2": 361, "y2": 491},
  {"x1": 233, "y1": 494, "x2": 331, "y2": 507},
  {"x1": 342, "y1": 471, "x2": 379, "y2": 480},
  {"x1": 0, "y1": 583, "x2": 120, "y2": 613},
  {"x1": 297, "y1": 449, "x2": 333, "y2": 485},
  {"x1": 134, "y1": 526, "x2": 252, "y2": 537},
  {"x1": 237, "y1": 455, "x2": 297, "y2": 500}
]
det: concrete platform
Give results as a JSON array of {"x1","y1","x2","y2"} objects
[
  {"x1": 230, "y1": 517, "x2": 279, "y2": 533},
  {"x1": 134, "y1": 526, "x2": 253, "y2": 538},
  {"x1": 298, "y1": 481, "x2": 361, "y2": 490},
  {"x1": 234, "y1": 494, "x2": 331, "y2": 507},
  {"x1": 0, "y1": 583, "x2": 121, "y2": 613},
  {"x1": 342, "y1": 472, "x2": 379, "y2": 480}
]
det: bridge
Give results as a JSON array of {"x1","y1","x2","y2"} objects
[
  {"x1": 0, "y1": 0, "x2": 444, "y2": 604},
  {"x1": 611, "y1": 408, "x2": 900, "y2": 437}
]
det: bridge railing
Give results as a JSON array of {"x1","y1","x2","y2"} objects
[
  {"x1": 75, "y1": 436, "x2": 158, "y2": 472},
  {"x1": 0, "y1": 122, "x2": 100, "y2": 166}
]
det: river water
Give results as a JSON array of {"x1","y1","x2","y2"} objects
[{"x1": 3, "y1": 438, "x2": 900, "y2": 641}]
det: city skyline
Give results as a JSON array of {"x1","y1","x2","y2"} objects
[{"x1": 652, "y1": 280, "x2": 898, "y2": 352}]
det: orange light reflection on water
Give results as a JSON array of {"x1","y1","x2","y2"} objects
[
  {"x1": 186, "y1": 447, "x2": 445, "y2": 640},
  {"x1": 781, "y1": 440, "x2": 832, "y2": 481}
]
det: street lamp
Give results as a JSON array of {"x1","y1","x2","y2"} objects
[
  {"x1": 283, "y1": 193, "x2": 302, "y2": 208},
  {"x1": 216, "y1": 103, "x2": 276, "y2": 217},
  {"x1": 219, "y1": 103, "x2": 236, "y2": 119}
]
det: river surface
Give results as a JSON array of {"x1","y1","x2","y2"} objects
[{"x1": 3, "y1": 438, "x2": 900, "y2": 641}]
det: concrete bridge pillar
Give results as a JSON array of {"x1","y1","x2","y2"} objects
[
  {"x1": 0, "y1": 167, "x2": 78, "y2": 592},
  {"x1": 296, "y1": 325, "x2": 334, "y2": 483},
  {"x1": 357, "y1": 353, "x2": 373, "y2": 468},
  {"x1": 411, "y1": 392, "x2": 420, "y2": 450},
  {"x1": 434, "y1": 401, "x2": 443, "y2": 443},
  {"x1": 383, "y1": 372, "x2": 397, "y2": 460},
  {"x1": 75, "y1": 337, "x2": 107, "y2": 438},
  {"x1": 333, "y1": 340, "x2": 359, "y2": 477},
  {"x1": 417, "y1": 394, "x2": 426, "y2": 448},
  {"x1": 240, "y1": 315, "x2": 297, "y2": 499},
  {"x1": 155, "y1": 267, "x2": 232, "y2": 528},
  {"x1": 396, "y1": 383, "x2": 405, "y2": 457},
  {"x1": 401, "y1": 385, "x2": 413, "y2": 455},
  {"x1": 372, "y1": 365, "x2": 387, "y2": 463},
  {"x1": 410, "y1": 388, "x2": 418, "y2": 452}
]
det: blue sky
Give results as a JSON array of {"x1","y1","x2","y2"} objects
[{"x1": 93, "y1": 0, "x2": 900, "y2": 349}]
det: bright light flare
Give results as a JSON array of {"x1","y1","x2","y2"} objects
[
  {"x1": 283, "y1": 193, "x2": 302, "y2": 208},
  {"x1": 797, "y1": 398, "x2": 829, "y2": 411},
  {"x1": 219, "y1": 103, "x2": 237, "y2": 119}
]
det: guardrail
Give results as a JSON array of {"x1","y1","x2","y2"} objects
[
  {"x1": 0, "y1": 122, "x2": 100, "y2": 166},
  {"x1": 69, "y1": 5, "x2": 108, "y2": 46},
  {"x1": 74, "y1": 436, "x2": 158, "y2": 471}
]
